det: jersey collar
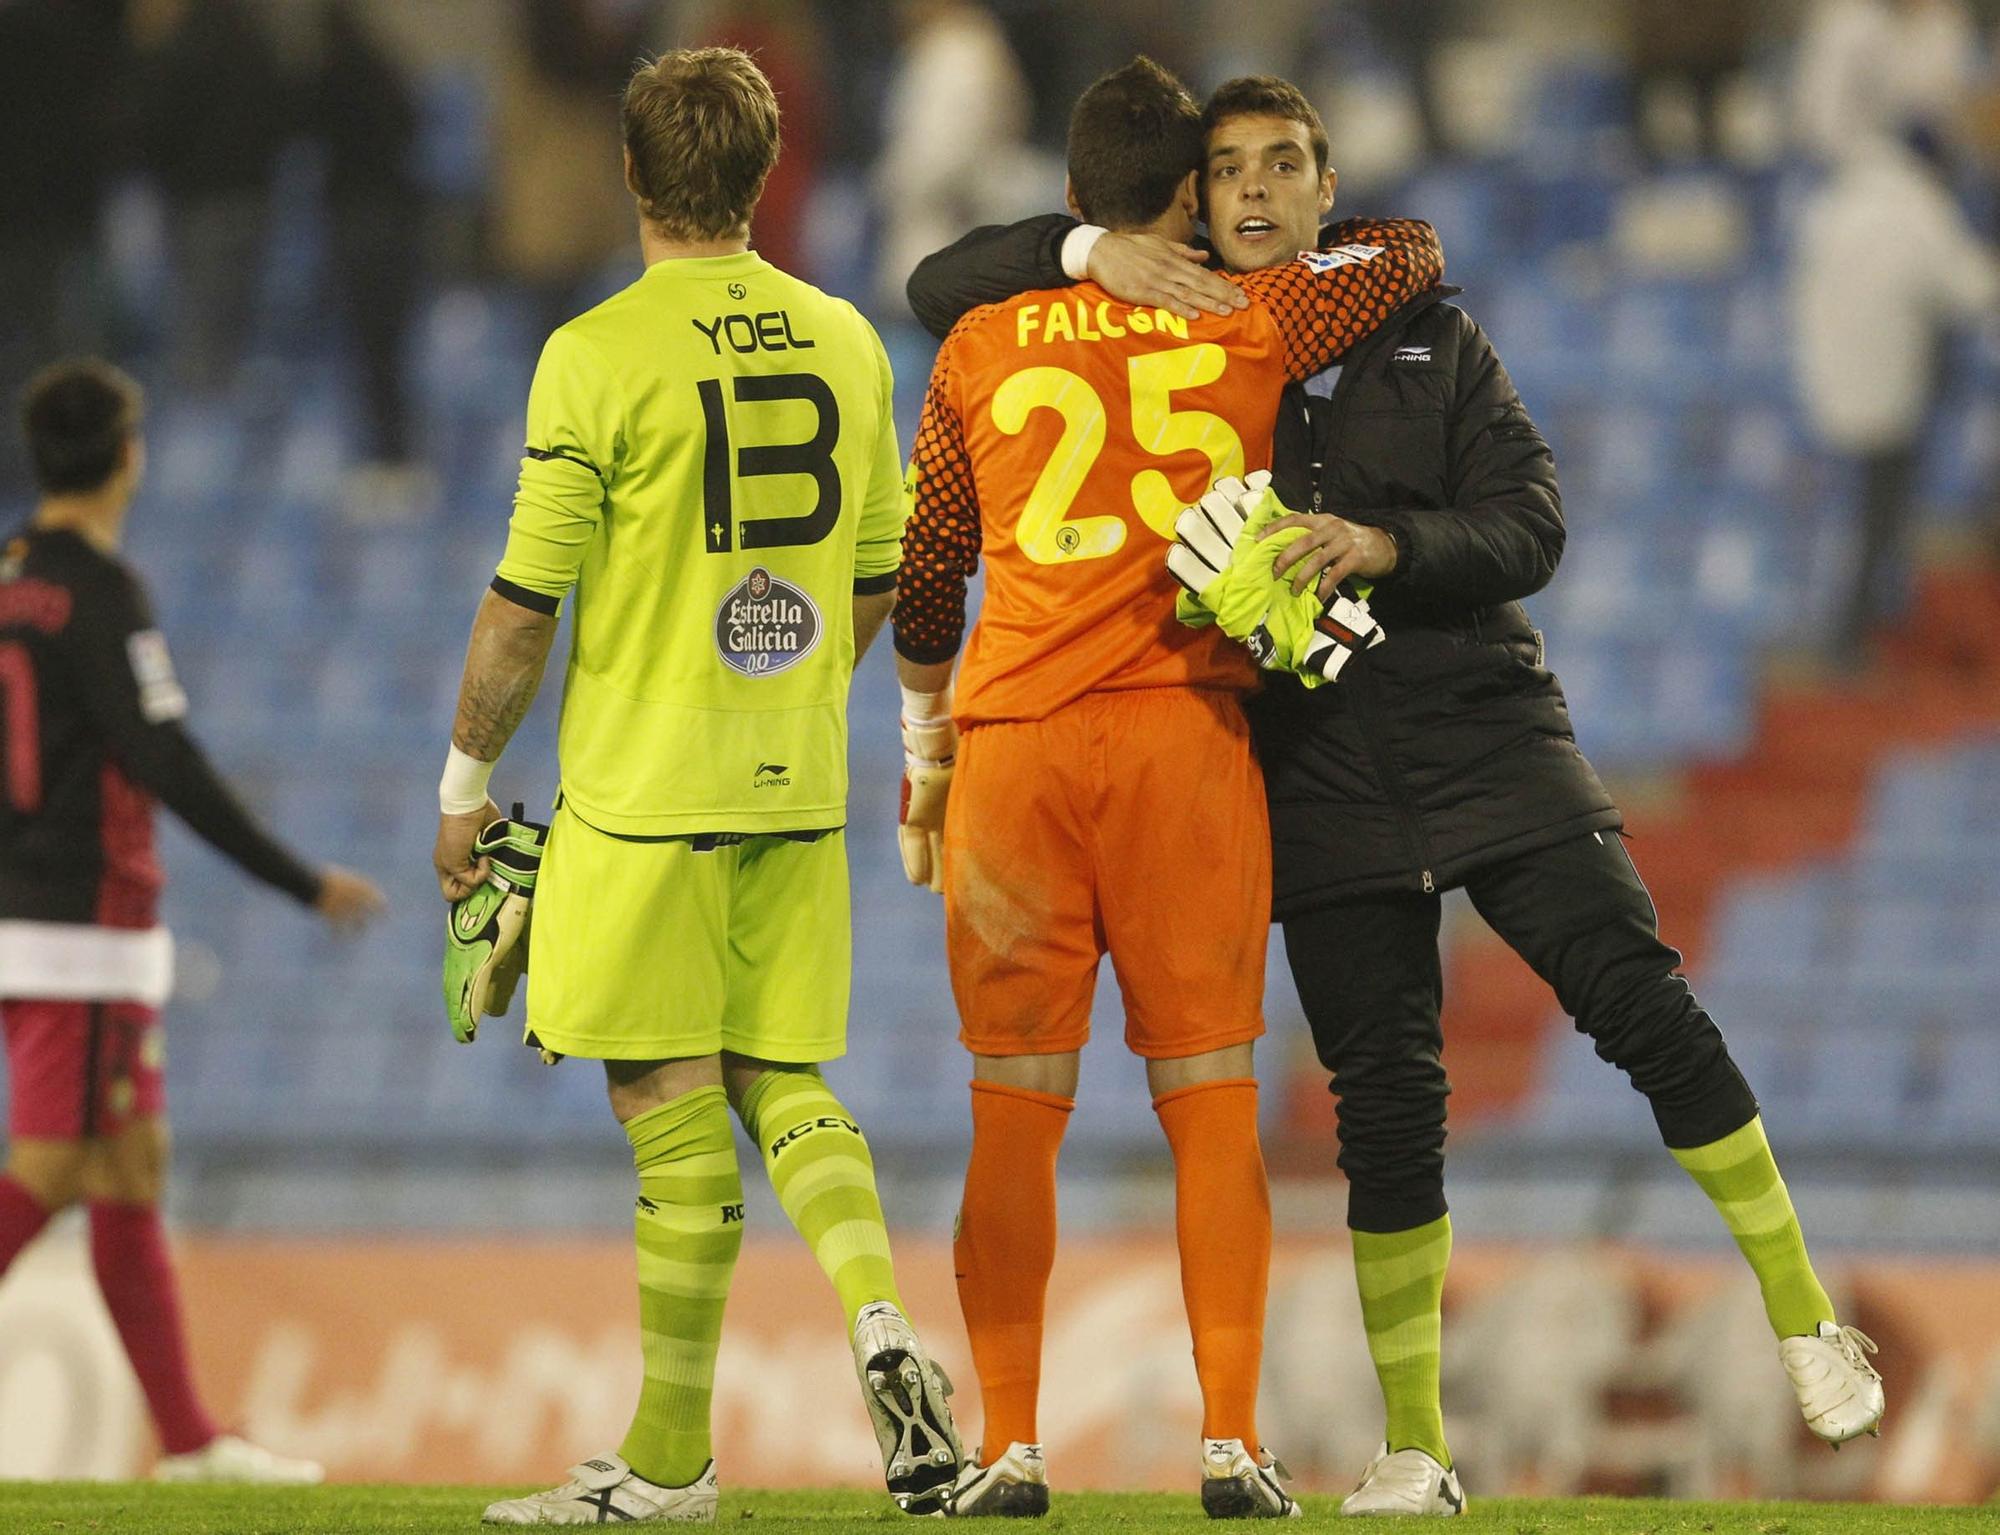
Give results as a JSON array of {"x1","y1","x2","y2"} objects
[{"x1": 641, "y1": 250, "x2": 772, "y2": 280}]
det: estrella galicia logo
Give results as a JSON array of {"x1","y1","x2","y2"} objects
[{"x1": 715, "y1": 566, "x2": 820, "y2": 677}]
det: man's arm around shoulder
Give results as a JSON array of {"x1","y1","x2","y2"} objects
[{"x1": 906, "y1": 214, "x2": 1245, "y2": 340}]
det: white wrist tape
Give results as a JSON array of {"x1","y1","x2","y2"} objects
[
  {"x1": 439, "y1": 745, "x2": 497, "y2": 815},
  {"x1": 1061, "y1": 224, "x2": 1108, "y2": 281},
  {"x1": 900, "y1": 683, "x2": 956, "y2": 767},
  {"x1": 900, "y1": 683, "x2": 953, "y2": 725}
]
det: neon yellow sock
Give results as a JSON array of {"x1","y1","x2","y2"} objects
[
  {"x1": 618, "y1": 1086, "x2": 743, "y2": 1486},
  {"x1": 1671, "y1": 1115, "x2": 1833, "y2": 1339},
  {"x1": 739, "y1": 1068, "x2": 902, "y2": 1327},
  {"x1": 1351, "y1": 1215, "x2": 1452, "y2": 1468}
]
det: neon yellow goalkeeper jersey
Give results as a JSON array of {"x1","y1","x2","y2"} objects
[{"x1": 494, "y1": 251, "x2": 906, "y2": 836}]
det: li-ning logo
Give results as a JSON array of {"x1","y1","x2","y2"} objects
[
  {"x1": 768, "y1": 1115, "x2": 861, "y2": 1156},
  {"x1": 1392, "y1": 345, "x2": 1432, "y2": 363},
  {"x1": 716, "y1": 566, "x2": 821, "y2": 677},
  {"x1": 754, "y1": 761, "x2": 791, "y2": 788}
]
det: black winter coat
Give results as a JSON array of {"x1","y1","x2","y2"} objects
[
  {"x1": 1252, "y1": 291, "x2": 1618, "y2": 914},
  {"x1": 906, "y1": 218, "x2": 1621, "y2": 918}
]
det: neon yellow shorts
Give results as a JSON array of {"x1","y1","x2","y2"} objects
[{"x1": 524, "y1": 800, "x2": 850, "y2": 1062}]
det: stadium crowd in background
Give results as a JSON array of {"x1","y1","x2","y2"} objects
[{"x1": 3, "y1": 0, "x2": 1997, "y2": 537}]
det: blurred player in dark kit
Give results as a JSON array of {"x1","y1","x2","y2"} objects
[{"x1": 0, "y1": 360, "x2": 383, "y2": 1480}]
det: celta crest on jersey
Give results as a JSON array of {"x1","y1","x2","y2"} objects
[{"x1": 714, "y1": 566, "x2": 821, "y2": 677}]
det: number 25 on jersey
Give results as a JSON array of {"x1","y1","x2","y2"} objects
[{"x1": 991, "y1": 343, "x2": 1245, "y2": 566}]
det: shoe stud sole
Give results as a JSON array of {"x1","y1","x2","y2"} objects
[{"x1": 964, "y1": 1481, "x2": 1050, "y2": 1518}]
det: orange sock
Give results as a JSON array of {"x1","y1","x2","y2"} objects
[
  {"x1": 955, "y1": 1080, "x2": 1072, "y2": 1452},
  {"x1": 1154, "y1": 1078, "x2": 1270, "y2": 1446}
]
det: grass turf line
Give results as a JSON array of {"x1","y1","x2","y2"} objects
[{"x1": 0, "y1": 1485, "x2": 1993, "y2": 1532}]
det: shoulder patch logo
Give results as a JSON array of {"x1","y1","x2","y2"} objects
[
  {"x1": 715, "y1": 567, "x2": 821, "y2": 677},
  {"x1": 1392, "y1": 345, "x2": 1433, "y2": 363},
  {"x1": 126, "y1": 629, "x2": 188, "y2": 723},
  {"x1": 1298, "y1": 243, "x2": 1386, "y2": 273}
]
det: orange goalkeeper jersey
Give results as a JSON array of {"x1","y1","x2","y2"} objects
[{"x1": 892, "y1": 218, "x2": 1444, "y2": 727}]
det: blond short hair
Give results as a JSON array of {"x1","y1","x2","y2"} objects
[{"x1": 622, "y1": 47, "x2": 781, "y2": 240}]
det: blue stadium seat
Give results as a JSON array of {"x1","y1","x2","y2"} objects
[
  {"x1": 1606, "y1": 281, "x2": 1727, "y2": 399},
  {"x1": 415, "y1": 67, "x2": 491, "y2": 202},
  {"x1": 1924, "y1": 1031, "x2": 2000, "y2": 1147},
  {"x1": 1509, "y1": 1025, "x2": 1661, "y2": 1149},
  {"x1": 1785, "y1": 1027, "x2": 1919, "y2": 1147},
  {"x1": 1397, "y1": 163, "x2": 1520, "y2": 277},
  {"x1": 1481, "y1": 276, "x2": 1610, "y2": 393},
  {"x1": 1916, "y1": 390, "x2": 2000, "y2": 521}
]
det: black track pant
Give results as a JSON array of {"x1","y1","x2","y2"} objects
[{"x1": 1282, "y1": 831, "x2": 1759, "y2": 1234}]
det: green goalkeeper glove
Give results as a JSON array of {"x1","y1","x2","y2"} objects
[
  {"x1": 443, "y1": 805, "x2": 549, "y2": 1044},
  {"x1": 1166, "y1": 471, "x2": 1385, "y2": 686}
]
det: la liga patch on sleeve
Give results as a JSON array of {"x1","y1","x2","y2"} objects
[
  {"x1": 1298, "y1": 244, "x2": 1386, "y2": 272},
  {"x1": 125, "y1": 628, "x2": 188, "y2": 723}
]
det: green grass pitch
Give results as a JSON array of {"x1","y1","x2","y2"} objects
[{"x1": 0, "y1": 1485, "x2": 1993, "y2": 1533}]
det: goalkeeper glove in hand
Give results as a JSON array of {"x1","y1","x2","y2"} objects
[
  {"x1": 898, "y1": 687, "x2": 956, "y2": 893},
  {"x1": 443, "y1": 805, "x2": 549, "y2": 1043},
  {"x1": 1168, "y1": 472, "x2": 1385, "y2": 685}
]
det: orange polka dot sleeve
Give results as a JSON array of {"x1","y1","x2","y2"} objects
[
  {"x1": 1236, "y1": 217, "x2": 1446, "y2": 382},
  {"x1": 891, "y1": 329, "x2": 983, "y2": 665}
]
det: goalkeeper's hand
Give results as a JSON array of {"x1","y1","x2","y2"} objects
[
  {"x1": 1168, "y1": 472, "x2": 1385, "y2": 685},
  {"x1": 443, "y1": 805, "x2": 549, "y2": 1044},
  {"x1": 898, "y1": 687, "x2": 956, "y2": 893}
]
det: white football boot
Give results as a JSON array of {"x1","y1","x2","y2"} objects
[
  {"x1": 481, "y1": 1454, "x2": 718, "y2": 1524},
  {"x1": 948, "y1": 1441, "x2": 1050, "y2": 1518},
  {"x1": 853, "y1": 1300, "x2": 964, "y2": 1513},
  {"x1": 1780, "y1": 1322, "x2": 1885, "y2": 1446},
  {"x1": 153, "y1": 1434, "x2": 324, "y2": 1484},
  {"x1": 1199, "y1": 1439, "x2": 1300, "y2": 1519},
  {"x1": 1340, "y1": 1445, "x2": 1465, "y2": 1517}
]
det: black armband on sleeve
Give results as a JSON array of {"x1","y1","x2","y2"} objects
[
  {"x1": 490, "y1": 575, "x2": 560, "y2": 615},
  {"x1": 852, "y1": 570, "x2": 899, "y2": 597},
  {"x1": 905, "y1": 214, "x2": 1081, "y2": 340}
]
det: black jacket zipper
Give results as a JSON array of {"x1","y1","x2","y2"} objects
[
  {"x1": 1348, "y1": 651, "x2": 1437, "y2": 893},
  {"x1": 1308, "y1": 294, "x2": 1451, "y2": 895}
]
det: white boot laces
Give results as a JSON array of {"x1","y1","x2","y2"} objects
[{"x1": 1830, "y1": 1324, "x2": 1882, "y2": 1382}]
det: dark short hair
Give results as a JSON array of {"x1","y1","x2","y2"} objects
[
  {"x1": 1202, "y1": 75, "x2": 1331, "y2": 173},
  {"x1": 1066, "y1": 56, "x2": 1203, "y2": 230},
  {"x1": 21, "y1": 360, "x2": 144, "y2": 496}
]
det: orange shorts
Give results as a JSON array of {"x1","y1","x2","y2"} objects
[{"x1": 943, "y1": 686, "x2": 1271, "y2": 1060}]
